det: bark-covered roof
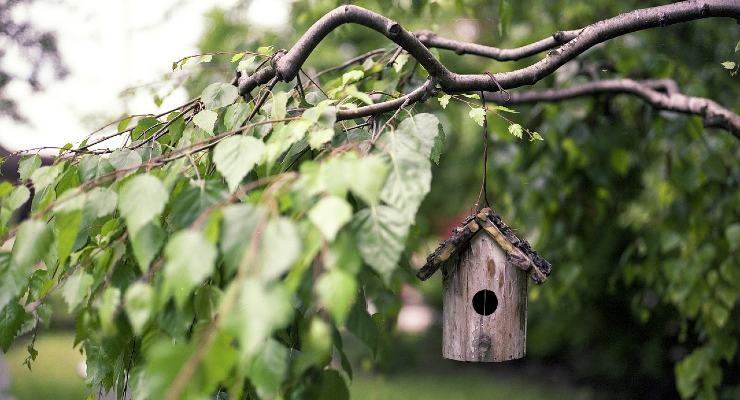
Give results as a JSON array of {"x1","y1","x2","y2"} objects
[{"x1": 416, "y1": 207, "x2": 552, "y2": 284}]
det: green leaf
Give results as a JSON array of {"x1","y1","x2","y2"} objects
[
  {"x1": 86, "y1": 187, "x2": 118, "y2": 218},
  {"x1": 294, "y1": 318, "x2": 332, "y2": 374},
  {"x1": 78, "y1": 155, "x2": 112, "y2": 182},
  {"x1": 438, "y1": 94, "x2": 451, "y2": 109},
  {"x1": 4, "y1": 185, "x2": 30, "y2": 211},
  {"x1": 316, "y1": 269, "x2": 357, "y2": 324},
  {"x1": 308, "y1": 128, "x2": 335, "y2": 149},
  {"x1": 192, "y1": 110, "x2": 218, "y2": 134},
  {"x1": 117, "y1": 175, "x2": 168, "y2": 236},
  {"x1": 220, "y1": 204, "x2": 266, "y2": 275},
  {"x1": 720, "y1": 61, "x2": 736, "y2": 70},
  {"x1": 0, "y1": 302, "x2": 31, "y2": 351},
  {"x1": 257, "y1": 46, "x2": 273, "y2": 55},
  {"x1": 201, "y1": 82, "x2": 239, "y2": 110},
  {"x1": 508, "y1": 123, "x2": 523, "y2": 139},
  {"x1": 232, "y1": 279, "x2": 293, "y2": 356},
  {"x1": 98, "y1": 287, "x2": 120, "y2": 334},
  {"x1": 306, "y1": 369, "x2": 349, "y2": 400},
  {"x1": 726, "y1": 224, "x2": 740, "y2": 251},
  {"x1": 11, "y1": 219, "x2": 53, "y2": 271},
  {"x1": 430, "y1": 125, "x2": 446, "y2": 165},
  {"x1": 468, "y1": 107, "x2": 486, "y2": 127},
  {"x1": 271, "y1": 91, "x2": 289, "y2": 121},
  {"x1": 530, "y1": 131, "x2": 544, "y2": 141},
  {"x1": 118, "y1": 116, "x2": 133, "y2": 132},
  {"x1": 124, "y1": 282, "x2": 153, "y2": 335},
  {"x1": 163, "y1": 230, "x2": 217, "y2": 307},
  {"x1": 199, "y1": 54, "x2": 213, "y2": 63},
  {"x1": 18, "y1": 155, "x2": 41, "y2": 182},
  {"x1": 62, "y1": 270, "x2": 93, "y2": 312},
  {"x1": 223, "y1": 102, "x2": 252, "y2": 131},
  {"x1": 0, "y1": 182, "x2": 12, "y2": 198},
  {"x1": 0, "y1": 221, "x2": 50, "y2": 310},
  {"x1": 492, "y1": 105, "x2": 518, "y2": 113},
  {"x1": 108, "y1": 149, "x2": 142, "y2": 171},
  {"x1": 131, "y1": 223, "x2": 165, "y2": 272},
  {"x1": 249, "y1": 338, "x2": 289, "y2": 397},
  {"x1": 393, "y1": 53, "x2": 409, "y2": 73},
  {"x1": 349, "y1": 155, "x2": 390, "y2": 206},
  {"x1": 379, "y1": 114, "x2": 440, "y2": 220},
  {"x1": 347, "y1": 297, "x2": 378, "y2": 353},
  {"x1": 309, "y1": 196, "x2": 352, "y2": 241},
  {"x1": 260, "y1": 218, "x2": 301, "y2": 281},
  {"x1": 213, "y1": 135, "x2": 265, "y2": 192},
  {"x1": 231, "y1": 52, "x2": 245, "y2": 63},
  {"x1": 237, "y1": 56, "x2": 257, "y2": 73},
  {"x1": 30, "y1": 164, "x2": 62, "y2": 191},
  {"x1": 53, "y1": 210, "x2": 82, "y2": 265},
  {"x1": 353, "y1": 206, "x2": 409, "y2": 281},
  {"x1": 712, "y1": 305, "x2": 730, "y2": 327},
  {"x1": 735, "y1": 40, "x2": 740, "y2": 52},
  {"x1": 341, "y1": 70, "x2": 364, "y2": 86}
]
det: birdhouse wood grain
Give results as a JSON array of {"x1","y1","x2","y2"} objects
[{"x1": 417, "y1": 208, "x2": 552, "y2": 363}]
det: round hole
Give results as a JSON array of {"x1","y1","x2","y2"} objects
[{"x1": 471, "y1": 289, "x2": 498, "y2": 316}]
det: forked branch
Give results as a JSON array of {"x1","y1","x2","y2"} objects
[{"x1": 235, "y1": 0, "x2": 740, "y2": 131}]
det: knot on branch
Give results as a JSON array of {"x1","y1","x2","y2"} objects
[
  {"x1": 270, "y1": 49, "x2": 288, "y2": 80},
  {"x1": 387, "y1": 22, "x2": 402, "y2": 37}
]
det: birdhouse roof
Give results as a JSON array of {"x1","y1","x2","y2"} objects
[{"x1": 416, "y1": 207, "x2": 552, "y2": 284}]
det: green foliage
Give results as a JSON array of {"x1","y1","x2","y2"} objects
[
  {"x1": 1, "y1": 1, "x2": 737, "y2": 399},
  {"x1": 0, "y1": 57, "x2": 444, "y2": 396}
]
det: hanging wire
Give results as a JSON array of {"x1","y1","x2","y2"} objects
[{"x1": 475, "y1": 90, "x2": 492, "y2": 211}]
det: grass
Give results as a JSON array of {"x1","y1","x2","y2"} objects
[
  {"x1": 3, "y1": 334, "x2": 593, "y2": 399},
  {"x1": 3, "y1": 333, "x2": 87, "y2": 400},
  {"x1": 351, "y1": 371, "x2": 593, "y2": 400}
]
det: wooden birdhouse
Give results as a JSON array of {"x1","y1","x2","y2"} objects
[{"x1": 417, "y1": 208, "x2": 552, "y2": 362}]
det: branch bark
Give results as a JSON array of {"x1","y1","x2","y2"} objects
[
  {"x1": 235, "y1": 1, "x2": 740, "y2": 127},
  {"x1": 415, "y1": 29, "x2": 580, "y2": 61},
  {"x1": 484, "y1": 79, "x2": 740, "y2": 138}
]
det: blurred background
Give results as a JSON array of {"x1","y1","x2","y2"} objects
[{"x1": 1, "y1": 0, "x2": 738, "y2": 399}]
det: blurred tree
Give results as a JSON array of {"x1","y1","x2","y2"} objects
[{"x1": 0, "y1": 0, "x2": 67, "y2": 122}]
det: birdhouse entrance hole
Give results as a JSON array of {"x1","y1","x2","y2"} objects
[{"x1": 472, "y1": 289, "x2": 498, "y2": 316}]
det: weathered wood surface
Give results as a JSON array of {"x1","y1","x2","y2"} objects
[
  {"x1": 442, "y1": 232, "x2": 527, "y2": 362},
  {"x1": 416, "y1": 215, "x2": 479, "y2": 281},
  {"x1": 417, "y1": 207, "x2": 552, "y2": 284}
]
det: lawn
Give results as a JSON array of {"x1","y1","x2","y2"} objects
[{"x1": 3, "y1": 334, "x2": 592, "y2": 399}]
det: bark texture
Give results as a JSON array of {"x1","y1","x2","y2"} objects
[
  {"x1": 485, "y1": 79, "x2": 740, "y2": 138},
  {"x1": 235, "y1": 0, "x2": 740, "y2": 130}
]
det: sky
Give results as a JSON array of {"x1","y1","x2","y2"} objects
[{"x1": 0, "y1": 0, "x2": 289, "y2": 153}]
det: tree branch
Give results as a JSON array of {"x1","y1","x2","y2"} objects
[
  {"x1": 238, "y1": 1, "x2": 738, "y2": 92},
  {"x1": 414, "y1": 29, "x2": 580, "y2": 61},
  {"x1": 235, "y1": 1, "x2": 739, "y2": 128},
  {"x1": 484, "y1": 79, "x2": 740, "y2": 138}
]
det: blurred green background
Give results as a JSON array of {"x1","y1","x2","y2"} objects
[{"x1": 2, "y1": 0, "x2": 738, "y2": 399}]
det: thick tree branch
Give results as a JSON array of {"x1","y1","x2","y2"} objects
[
  {"x1": 235, "y1": 1, "x2": 739, "y2": 126},
  {"x1": 239, "y1": 1, "x2": 738, "y2": 91},
  {"x1": 484, "y1": 79, "x2": 740, "y2": 138}
]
